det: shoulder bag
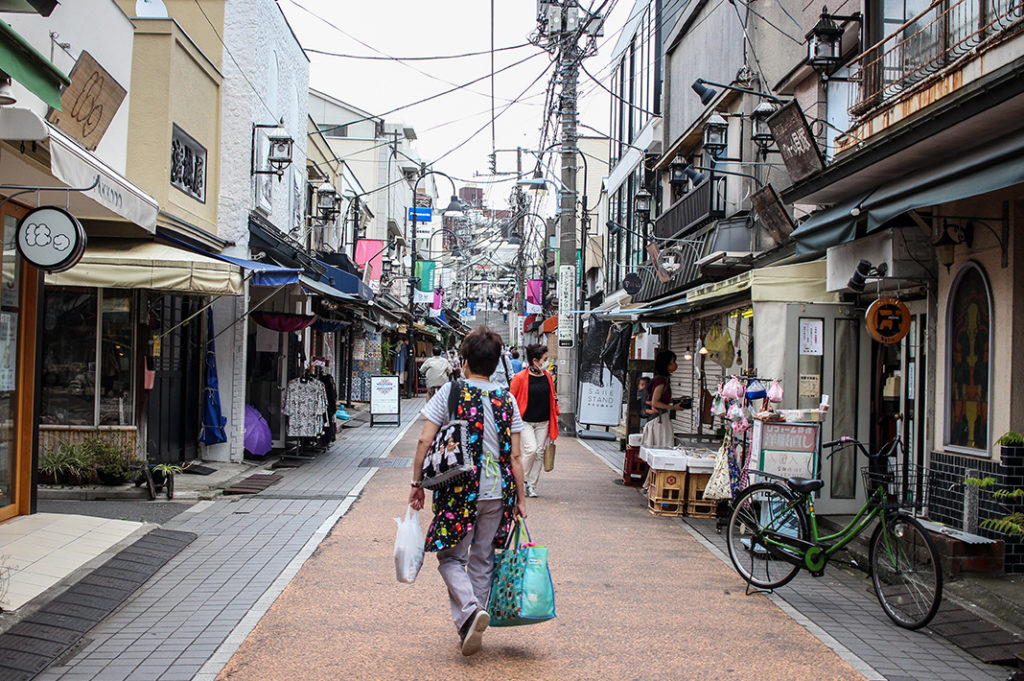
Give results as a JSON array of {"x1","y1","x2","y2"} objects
[{"x1": 420, "y1": 381, "x2": 474, "y2": 490}]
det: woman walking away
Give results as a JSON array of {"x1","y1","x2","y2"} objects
[
  {"x1": 409, "y1": 327, "x2": 527, "y2": 656},
  {"x1": 510, "y1": 343, "x2": 559, "y2": 498},
  {"x1": 643, "y1": 350, "x2": 682, "y2": 448}
]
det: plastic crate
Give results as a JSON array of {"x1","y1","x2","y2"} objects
[
  {"x1": 686, "y1": 472, "x2": 711, "y2": 502},
  {"x1": 647, "y1": 470, "x2": 685, "y2": 517},
  {"x1": 686, "y1": 499, "x2": 716, "y2": 518},
  {"x1": 623, "y1": 446, "x2": 649, "y2": 487}
]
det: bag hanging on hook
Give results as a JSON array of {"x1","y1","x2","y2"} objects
[
  {"x1": 745, "y1": 378, "x2": 767, "y2": 400},
  {"x1": 767, "y1": 379, "x2": 784, "y2": 403}
]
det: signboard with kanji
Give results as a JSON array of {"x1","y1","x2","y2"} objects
[{"x1": 767, "y1": 101, "x2": 824, "y2": 183}]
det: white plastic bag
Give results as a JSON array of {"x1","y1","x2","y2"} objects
[{"x1": 394, "y1": 506, "x2": 424, "y2": 584}]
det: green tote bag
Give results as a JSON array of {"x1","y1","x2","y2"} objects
[{"x1": 488, "y1": 519, "x2": 556, "y2": 627}]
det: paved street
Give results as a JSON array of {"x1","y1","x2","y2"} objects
[
  {"x1": 580, "y1": 438, "x2": 1013, "y2": 681},
  {"x1": 215, "y1": 428, "x2": 864, "y2": 681},
  {"x1": 37, "y1": 400, "x2": 424, "y2": 681},
  {"x1": 26, "y1": 407, "x2": 1017, "y2": 681}
]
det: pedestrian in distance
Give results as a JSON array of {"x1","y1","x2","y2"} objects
[
  {"x1": 409, "y1": 327, "x2": 528, "y2": 656},
  {"x1": 509, "y1": 349, "x2": 523, "y2": 374},
  {"x1": 642, "y1": 350, "x2": 682, "y2": 448},
  {"x1": 420, "y1": 346, "x2": 452, "y2": 398},
  {"x1": 488, "y1": 345, "x2": 515, "y2": 389},
  {"x1": 509, "y1": 343, "x2": 559, "y2": 498}
]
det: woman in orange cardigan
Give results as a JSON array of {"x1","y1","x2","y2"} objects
[{"x1": 509, "y1": 343, "x2": 559, "y2": 497}]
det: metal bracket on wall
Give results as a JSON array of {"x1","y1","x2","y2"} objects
[{"x1": 0, "y1": 175, "x2": 100, "y2": 213}]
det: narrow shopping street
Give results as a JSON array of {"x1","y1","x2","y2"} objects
[{"x1": 214, "y1": 426, "x2": 864, "y2": 681}]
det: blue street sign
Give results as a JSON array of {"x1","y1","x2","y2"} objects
[{"x1": 408, "y1": 207, "x2": 432, "y2": 222}]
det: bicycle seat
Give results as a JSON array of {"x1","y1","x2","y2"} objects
[{"x1": 787, "y1": 477, "x2": 824, "y2": 494}]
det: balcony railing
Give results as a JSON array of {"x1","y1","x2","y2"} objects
[
  {"x1": 653, "y1": 177, "x2": 726, "y2": 241},
  {"x1": 849, "y1": 0, "x2": 1024, "y2": 119}
]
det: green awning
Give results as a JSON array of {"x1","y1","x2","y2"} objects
[
  {"x1": 790, "y1": 193, "x2": 867, "y2": 256},
  {"x1": 0, "y1": 20, "x2": 70, "y2": 110}
]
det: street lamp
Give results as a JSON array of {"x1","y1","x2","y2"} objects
[
  {"x1": 750, "y1": 101, "x2": 779, "y2": 154},
  {"x1": 702, "y1": 113, "x2": 729, "y2": 158},
  {"x1": 807, "y1": 8, "x2": 844, "y2": 77},
  {"x1": 516, "y1": 168, "x2": 551, "y2": 196},
  {"x1": 408, "y1": 168, "x2": 463, "y2": 397},
  {"x1": 315, "y1": 181, "x2": 340, "y2": 220},
  {"x1": 691, "y1": 78, "x2": 782, "y2": 105},
  {"x1": 251, "y1": 121, "x2": 294, "y2": 179},
  {"x1": 633, "y1": 188, "x2": 652, "y2": 217}
]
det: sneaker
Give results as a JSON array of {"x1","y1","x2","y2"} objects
[
  {"x1": 525, "y1": 483, "x2": 538, "y2": 498},
  {"x1": 459, "y1": 608, "x2": 489, "y2": 656}
]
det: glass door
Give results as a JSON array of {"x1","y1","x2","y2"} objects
[
  {"x1": 0, "y1": 204, "x2": 27, "y2": 521},
  {"x1": 785, "y1": 303, "x2": 872, "y2": 514}
]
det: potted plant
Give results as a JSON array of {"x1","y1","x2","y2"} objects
[
  {"x1": 39, "y1": 445, "x2": 71, "y2": 485},
  {"x1": 85, "y1": 439, "x2": 134, "y2": 486},
  {"x1": 965, "y1": 431, "x2": 1024, "y2": 536},
  {"x1": 151, "y1": 463, "x2": 184, "y2": 499}
]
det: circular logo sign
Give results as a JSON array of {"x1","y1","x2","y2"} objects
[
  {"x1": 622, "y1": 272, "x2": 642, "y2": 295},
  {"x1": 16, "y1": 206, "x2": 86, "y2": 273},
  {"x1": 865, "y1": 297, "x2": 911, "y2": 344}
]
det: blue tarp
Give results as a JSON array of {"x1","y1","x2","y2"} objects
[
  {"x1": 316, "y1": 260, "x2": 373, "y2": 301},
  {"x1": 159, "y1": 234, "x2": 301, "y2": 287},
  {"x1": 199, "y1": 314, "x2": 227, "y2": 445}
]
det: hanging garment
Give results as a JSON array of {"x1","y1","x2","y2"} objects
[{"x1": 283, "y1": 377, "x2": 329, "y2": 437}]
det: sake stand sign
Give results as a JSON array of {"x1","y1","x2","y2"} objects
[{"x1": 751, "y1": 420, "x2": 820, "y2": 480}]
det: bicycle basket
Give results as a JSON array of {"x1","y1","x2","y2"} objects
[{"x1": 861, "y1": 462, "x2": 929, "y2": 512}]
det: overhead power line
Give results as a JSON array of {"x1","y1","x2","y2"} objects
[{"x1": 303, "y1": 43, "x2": 532, "y2": 61}]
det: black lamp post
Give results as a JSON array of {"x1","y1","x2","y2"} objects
[
  {"x1": 407, "y1": 169, "x2": 464, "y2": 397},
  {"x1": 806, "y1": 7, "x2": 863, "y2": 80},
  {"x1": 316, "y1": 181, "x2": 340, "y2": 220}
]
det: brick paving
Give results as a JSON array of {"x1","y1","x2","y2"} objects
[
  {"x1": 578, "y1": 438, "x2": 1014, "y2": 681},
  {"x1": 37, "y1": 398, "x2": 424, "y2": 681}
]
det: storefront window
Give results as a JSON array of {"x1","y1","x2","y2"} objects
[
  {"x1": 0, "y1": 214, "x2": 21, "y2": 507},
  {"x1": 41, "y1": 287, "x2": 134, "y2": 426},
  {"x1": 946, "y1": 264, "x2": 990, "y2": 453}
]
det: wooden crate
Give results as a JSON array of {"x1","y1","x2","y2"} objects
[
  {"x1": 648, "y1": 470, "x2": 685, "y2": 517},
  {"x1": 686, "y1": 499, "x2": 716, "y2": 518},
  {"x1": 686, "y1": 472, "x2": 711, "y2": 502}
]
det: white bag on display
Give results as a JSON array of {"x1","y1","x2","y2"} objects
[{"x1": 394, "y1": 506, "x2": 425, "y2": 584}]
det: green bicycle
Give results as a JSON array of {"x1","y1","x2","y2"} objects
[{"x1": 726, "y1": 435, "x2": 943, "y2": 630}]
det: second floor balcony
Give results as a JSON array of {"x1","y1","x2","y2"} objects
[
  {"x1": 653, "y1": 177, "x2": 726, "y2": 240},
  {"x1": 841, "y1": 0, "x2": 1024, "y2": 150}
]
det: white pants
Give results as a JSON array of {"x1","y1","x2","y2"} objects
[
  {"x1": 520, "y1": 420, "x2": 549, "y2": 488},
  {"x1": 436, "y1": 499, "x2": 504, "y2": 629}
]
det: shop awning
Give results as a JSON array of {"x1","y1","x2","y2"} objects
[
  {"x1": 789, "y1": 194, "x2": 866, "y2": 256},
  {"x1": 316, "y1": 259, "x2": 373, "y2": 301},
  {"x1": 299, "y1": 274, "x2": 358, "y2": 302},
  {"x1": 46, "y1": 239, "x2": 244, "y2": 294},
  {"x1": 792, "y1": 130, "x2": 1024, "y2": 255},
  {"x1": 0, "y1": 19, "x2": 69, "y2": 110},
  {"x1": 160, "y1": 235, "x2": 301, "y2": 287},
  {"x1": 686, "y1": 271, "x2": 753, "y2": 304},
  {"x1": 750, "y1": 260, "x2": 838, "y2": 303},
  {"x1": 48, "y1": 125, "x2": 159, "y2": 231},
  {"x1": 541, "y1": 316, "x2": 558, "y2": 333}
]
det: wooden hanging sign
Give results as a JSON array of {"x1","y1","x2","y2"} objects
[
  {"x1": 865, "y1": 297, "x2": 911, "y2": 344},
  {"x1": 46, "y1": 51, "x2": 126, "y2": 151}
]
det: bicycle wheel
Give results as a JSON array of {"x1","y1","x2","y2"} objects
[
  {"x1": 869, "y1": 513, "x2": 943, "y2": 629},
  {"x1": 727, "y1": 483, "x2": 808, "y2": 589}
]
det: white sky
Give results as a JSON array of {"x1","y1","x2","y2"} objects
[{"x1": 279, "y1": 0, "x2": 633, "y2": 212}]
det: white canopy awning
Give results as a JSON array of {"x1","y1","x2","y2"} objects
[
  {"x1": 46, "y1": 240, "x2": 243, "y2": 295},
  {"x1": 48, "y1": 124, "x2": 159, "y2": 232}
]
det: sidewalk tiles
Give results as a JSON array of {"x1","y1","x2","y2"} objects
[
  {"x1": 33, "y1": 397, "x2": 424, "y2": 681},
  {"x1": 0, "y1": 530, "x2": 195, "y2": 681},
  {"x1": 576, "y1": 438, "x2": 1013, "y2": 681}
]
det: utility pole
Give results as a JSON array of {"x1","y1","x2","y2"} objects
[{"x1": 531, "y1": 0, "x2": 602, "y2": 428}]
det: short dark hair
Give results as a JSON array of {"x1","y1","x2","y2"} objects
[
  {"x1": 654, "y1": 350, "x2": 677, "y2": 377},
  {"x1": 525, "y1": 343, "x2": 547, "y2": 365},
  {"x1": 460, "y1": 327, "x2": 503, "y2": 376},
  {"x1": 432, "y1": 346, "x2": 442, "y2": 356},
  {"x1": 511, "y1": 350, "x2": 519, "y2": 359}
]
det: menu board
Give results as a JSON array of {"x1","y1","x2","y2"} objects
[
  {"x1": 752, "y1": 420, "x2": 820, "y2": 481},
  {"x1": 369, "y1": 375, "x2": 400, "y2": 426}
]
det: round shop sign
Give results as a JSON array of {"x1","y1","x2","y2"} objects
[
  {"x1": 622, "y1": 272, "x2": 642, "y2": 295},
  {"x1": 16, "y1": 206, "x2": 86, "y2": 273},
  {"x1": 865, "y1": 297, "x2": 911, "y2": 344}
]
